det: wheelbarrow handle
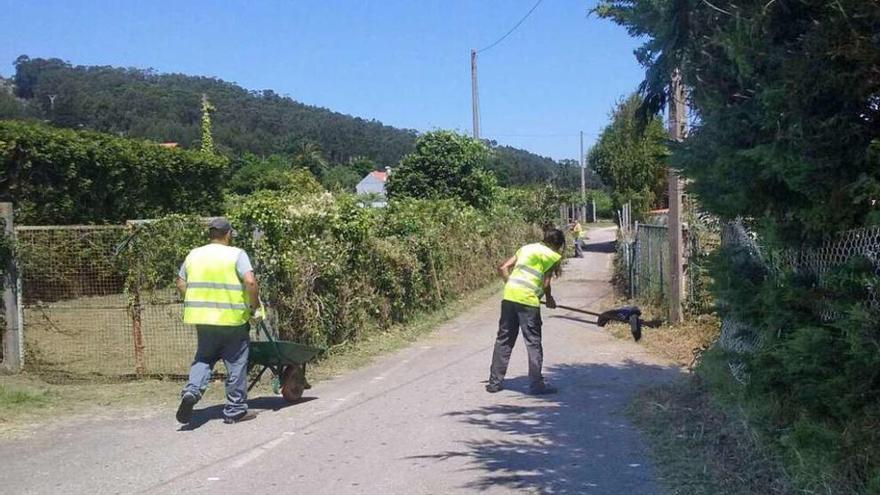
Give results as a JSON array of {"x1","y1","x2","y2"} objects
[
  {"x1": 540, "y1": 300, "x2": 602, "y2": 318},
  {"x1": 258, "y1": 318, "x2": 286, "y2": 365}
]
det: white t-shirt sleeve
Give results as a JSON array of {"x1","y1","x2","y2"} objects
[{"x1": 236, "y1": 251, "x2": 254, "y2": 280}]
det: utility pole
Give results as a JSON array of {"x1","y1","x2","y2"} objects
[
  {"x1": 580, "y1": 130, "x2": 586, "y2": 223},
  {"x1": 667, "y1": 69, "x2": 686, "y2": 323},
  {"x1": 470, "y1": 49, "x2": 480, "y2": 139}
]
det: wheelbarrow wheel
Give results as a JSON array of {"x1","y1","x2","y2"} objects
[
  {"x1": 629, "y1": 314, "x2": 642, "y2": 342},
  {"x1": 280, "y1": 364, "x2": 307, "y2": 402}
]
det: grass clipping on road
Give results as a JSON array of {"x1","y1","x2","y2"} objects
[
  {"x1": 629, "y1": 374, "x2": 794, "y2": 495},
  {"x1": 608, "y1": 306, "x2": 719, "y2": 369},
  {"x1": 607, "y1": 311, "x2": 796, "y2": 494}
]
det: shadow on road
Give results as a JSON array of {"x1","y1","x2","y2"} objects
[
  {"x1": 178, "y1": 395, "x2": 316, "y2": 430},
  {"x1": 580, "y1": 240, "x2": 617, "y2": 254},
  {"x1": 410, "y1": 361, "x2": 679, "y2": 494}
]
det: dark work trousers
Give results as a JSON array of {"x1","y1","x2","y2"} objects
[
  {"x1": 182, "y1": 323, "x2": 250, "y2": 419},
  {"x1": 489, "y1": 300, "x2": 545, "y2": 388}
]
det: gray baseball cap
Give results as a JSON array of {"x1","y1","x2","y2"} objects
[{"x1": 208, "y1": 217, "x2": 237, "y2": 236}]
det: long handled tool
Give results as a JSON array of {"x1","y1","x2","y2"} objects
[{"x1": 542, "y1": 302, "x2": 645, "y2": 342}]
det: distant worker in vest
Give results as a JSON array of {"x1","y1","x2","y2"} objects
[
  {"x1": 570, "y1": 220, "x2": 584, "y2": 258},
  {"x1": 175, "y1": 217, "x2": 262, "y2": 425},
  {"x1": 486, "y1": 228, "x2": 565, "y2": 395}
]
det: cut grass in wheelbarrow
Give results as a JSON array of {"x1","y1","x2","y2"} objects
[{"x1": 248, "y1": 321, "x2": 324, "y2": 402}]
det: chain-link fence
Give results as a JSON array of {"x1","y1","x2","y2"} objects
[
  {"x1": 618, "y1": 219, "x2": 716, "y2": 317},
  {"x1": 14, "y1": 224, "x2": 203, "y2": 377},
  {"x1": 631, "y1": 224, "x2": 670, "y2": 307},
  {"x1": 16, "y1": 226, "x2": 138, "y2": 375},
  {"x1": 715, "y1": 220, "x2": 880, "y2": 384},
  {"x1": 716, "y1": 220, "x2": 762, "y2": 383}
]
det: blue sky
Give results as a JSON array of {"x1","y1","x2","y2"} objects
[{"x1": 0, "y1": 0, "x2": 646, "y2": 160}]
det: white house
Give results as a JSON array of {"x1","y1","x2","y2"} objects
[{"x1": 355, "y1": 170, "x2": 388, "y2": 196}]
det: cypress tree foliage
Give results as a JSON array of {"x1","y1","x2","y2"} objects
[
  {"x1": 597, "y1": 0, "x2": 880, "y2": 490},
  {"x1": 596, "y1": 0, "x2": 880, "y2": 244}
]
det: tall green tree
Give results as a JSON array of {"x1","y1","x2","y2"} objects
[
  {"x1": 199, "y1": 93, "x2": 215, "y2": 154},
  {"x1": 228, "y1": 153, "x2": 322, "y2": 195},
  {"x1": 347, "y1": 155, "x2": 378, "y2": 177},
  {"x1": 322, "y1": 165, "x2": 362, "y2": 192},
  {"x1": 386, "y1": 131, "x2": 497, "y2": 209},
  {"x1": 597, "y1": 1, "x2": 880, "y2": 491},
  {"x1": 596, "y1": 0, "x2": 880, "y2": 243},
  {"x1": 587, "y1": 94, "x2": 668, "y2": 215},
  {"x1": 292, "y1": 141, "x2": 328, "y2": 177}
]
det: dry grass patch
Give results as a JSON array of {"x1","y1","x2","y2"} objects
[
  {"x1": 608, "y1": 305, "x2": 720, "y2": 368},
  {"x1": 630, "y1": 375, "x2": 795, "y2": 495}
]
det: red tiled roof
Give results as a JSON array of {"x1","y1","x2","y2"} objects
[{"x1": 370, "y1": 171, "x2": 388, "y2": 182}]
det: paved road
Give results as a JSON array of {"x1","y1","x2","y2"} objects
[{"x1": 0, "y1": 227, "x2": 680, "y2": 494}]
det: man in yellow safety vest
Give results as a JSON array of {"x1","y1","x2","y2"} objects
[
  {"x1": 487, "y1": 228, "x2": 565, "y2": 394},
  {"x1": 571, "y1": 220, "x2": 584, "y2": 258},
  {"x1": 175, "y1": 217, "x2": 262, "y2": 425}
]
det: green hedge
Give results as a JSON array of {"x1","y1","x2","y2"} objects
[
  {"x1": 122, "y1": 193, "x2": 538, "y2": 350},
  {"x1": 228, "y1": 193, "x2": 537, "y2": 348},
  {"x1": 0, "y1": 120, "x2": 228, "y2": 224}
]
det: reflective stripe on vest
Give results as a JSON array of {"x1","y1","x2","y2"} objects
[
  {"x1": 183, "y1": 244, "x2": 250, "y2": 326},
  {"x1": 502, "y1": 243, "x2": 562, "y2": 307}
]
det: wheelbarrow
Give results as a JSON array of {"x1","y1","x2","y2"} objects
[{"x1": 247, "y1": 320, "x2": 323, "y2": 402}]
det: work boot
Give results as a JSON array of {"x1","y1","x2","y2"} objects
[
  {"x1": 485, "y1": 383, "x2": 503, "y2": 393},
  {"x1": 223, "y1": 410, "x2": 258, "y2": 425},
  {"x1": 176, "y1": 392, "x2": 198, "y2": 424},
  {"x1": 529, "y1": 382, "x2": 558, "y2": 395}
]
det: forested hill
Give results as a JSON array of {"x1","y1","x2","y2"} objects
[
  {"x1": 2, "y1": 56, "x2": 580, "y2": 187},
  {"x1": 6, "y1": 56, "x2": 415, "y2": 164}
]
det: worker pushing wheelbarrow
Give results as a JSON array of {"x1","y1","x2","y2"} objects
[{"x1": 175, "y1": 217, "x2": 322, "y2": 425}]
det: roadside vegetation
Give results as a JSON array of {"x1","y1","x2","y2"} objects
[
  {"x1": 0, "y1": 107, "x2": 611, "y2": 432},
  {"x1": 597, "y1": 0, "x2": 880, "y2": 492}
]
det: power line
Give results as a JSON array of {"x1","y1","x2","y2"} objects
[
  {"x1": 483, "y1": 133, "x2": 599, "y2": 138},
  {"x1": 476, "y1": 0, "x2": 545, "y2": 54}
]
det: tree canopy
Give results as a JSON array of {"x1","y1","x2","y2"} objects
[
  {"x1": 227, "y1": 153, "x2": 323, "y2": 196},
  {"x1": 386, "y1": 131, "x2": 498, "y2": 209},
  {"x1": 596, "y1": 0, "x2": 880, "y2": 243},
  {"x1": 587, "y1": 94, "x2": 668, "y2": 215}
]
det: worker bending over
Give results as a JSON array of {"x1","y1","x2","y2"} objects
[
  {"x1": 175, "y1": 217, "x2": 262, "y2": 425},
  {"x1": 487, "y1": 228, "x2": 565, "y2": 395}
]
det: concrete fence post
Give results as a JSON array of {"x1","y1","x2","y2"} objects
[{"x1": 0, "y1": 202, "x2": 21, "y2": 373}]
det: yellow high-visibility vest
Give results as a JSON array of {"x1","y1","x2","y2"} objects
[
  {"x1": 182, "y1": 244, "x2": 250, "y2": 326},
  {"x1": 502, "y1": 243, "x2": 562, "y2": 308}
]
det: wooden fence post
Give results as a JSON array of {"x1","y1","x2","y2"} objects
[{"x1": 0, "y1": 203, "x2": 21, "y2": 373}]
